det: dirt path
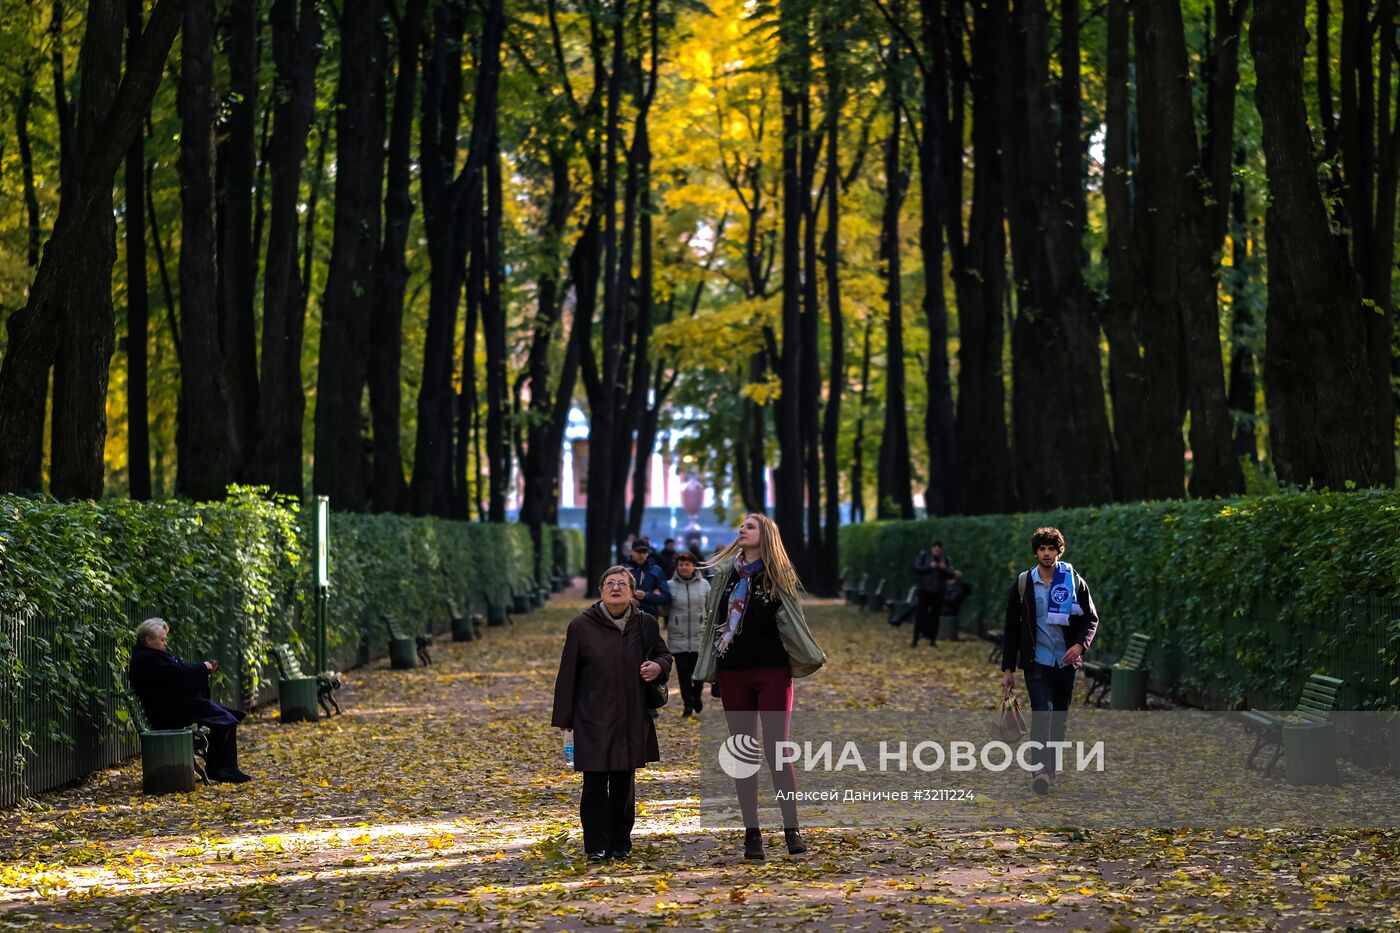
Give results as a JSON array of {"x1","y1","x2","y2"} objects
[{"x1": 2, "y1": 596, "x2": 1398, "y2": 930}]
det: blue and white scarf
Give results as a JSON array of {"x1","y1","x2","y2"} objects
[
  {"x1": 715, "y1": 557, "x2": 765, "y2": 656},
  {"x1": 1044, "y1": 561, "x2": 1083, "y2": 627}
]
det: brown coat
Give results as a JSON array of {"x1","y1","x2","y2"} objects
[{"x1": 551, "y1": 603, "x2": 674, "y2": 772}]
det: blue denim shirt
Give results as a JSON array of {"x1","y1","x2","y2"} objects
[{"x1": 1032, "y1": 570, "x2": 1068, "y2": 668}]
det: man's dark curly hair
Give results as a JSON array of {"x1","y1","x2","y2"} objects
[{"x1": 1030, "y1": 526, "x2": 1065, "y2": 554}]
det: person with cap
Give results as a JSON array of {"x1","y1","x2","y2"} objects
[{"x1": 623, "y1": 537, "x2": 673, "y2": 621}]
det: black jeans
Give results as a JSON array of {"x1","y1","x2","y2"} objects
[
  {"x1": 910, "y1": 590, "x2": 943, "y2": 646},
  {"x1": 673, "y1": 652, "x2": 702, "y2": 712},
  {"x1": 1023, "y1": 662, "x2": 1077, "y2": 777},
  {"x1": 580, "y1": 770, "x2": 636, "y2": 854}
]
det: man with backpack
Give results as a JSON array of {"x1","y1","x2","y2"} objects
[{"x1": 1000, "y1": 527, "x2": 1099, "y2": 795}]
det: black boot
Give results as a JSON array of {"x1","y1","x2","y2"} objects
[
  {"x1": 784, "y1": 827, "x2": 807, "y2": 855},
  {"x1": 743, "y1": 828, "x2": 764, "y2": 860},
  {"x1": 211, "y1": 727, "x2": 252, "y2": 783}
]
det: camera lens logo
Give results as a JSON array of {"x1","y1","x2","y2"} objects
[{"x1": 717, "y1": 734, "x2": 764, "y2": 779}]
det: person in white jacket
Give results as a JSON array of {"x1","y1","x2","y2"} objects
[{"x1": 666, "y1": 551, "x2": 710, "y2": 717}]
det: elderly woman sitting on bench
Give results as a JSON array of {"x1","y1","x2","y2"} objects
[{"x1": 128, "y1": 617, "x2": 252, "y2": 783}]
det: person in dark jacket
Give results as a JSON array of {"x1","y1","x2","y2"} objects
[
  {"x1": 656, "y1": 539, "x2": 679, "y2": 580},
  {"x1": 552, "y1": 566, "x2": 674, "y2": 861},
  {"x1": 623, "y1": 538, "x2": 673, "y2": 620},
  {"x1": 1000, "y1": 527, "x2": 1099, "y2": 795},
  {"x1": 909, "y1": 542, "x2": 960, "y2": 647},
  {"x1": 127, "y1": 617, "x2": 251, "y2": 783},
  {"x1": 666, "y1": 551, "x2": 711, "y2": 718}
]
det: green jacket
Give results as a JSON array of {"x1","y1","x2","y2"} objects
[{"x1": 692, "y1": 559, "x2": 827, "y2": 683}]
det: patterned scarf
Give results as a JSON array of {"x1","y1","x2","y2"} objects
[
  {"x1": 715, "y1": 556, "x2": 765, "y2": 656},
  {"x1": 601, "y1": 602, "x2": 633, "y2": 633}
]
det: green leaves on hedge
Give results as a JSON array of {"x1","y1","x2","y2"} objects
[{"x1": 839, "y1": 489, "x2": 1400, "y2": 709}]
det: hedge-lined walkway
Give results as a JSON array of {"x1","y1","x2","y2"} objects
[{"x1": 3, "y1": 597, "x2": 1400, "y2": 931}]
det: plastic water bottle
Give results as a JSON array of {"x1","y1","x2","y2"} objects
[{"x1": 564, "y1": 729, "x2": 575, "y2": 767}]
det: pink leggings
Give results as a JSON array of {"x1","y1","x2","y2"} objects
[{"x1": 718, "y1": 666, "x2": 799, "y2": 829}]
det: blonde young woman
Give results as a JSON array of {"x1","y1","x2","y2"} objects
[{"x1": 693, "y1": 514, "x2": 826, "y2": 860}]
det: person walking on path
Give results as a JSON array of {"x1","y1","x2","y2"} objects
[
  {"x1": 666, "y1": 550, "x2": 710, "y2": 718},
  {"x1": 1000, "y1": 527, "x2": 1099, "y2": 796},
  {"x1": 623, "y1": 538, "x2": 672, "y2": 622},
  {"x1": 552, "y1": 566, "x2": 674, "y2": 861},
  {"x1": 694, "y1": 514, "x2": 827, "y2": 861}
]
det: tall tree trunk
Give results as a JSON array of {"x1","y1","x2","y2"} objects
[
  {"x1": 799, "y1": 60, "x2": 823, "y2": 580},
  {"x1": 1252, "y1": 0, "x2": 1384, "y2": 488},
  {"x1": 519, "y1": 146, "x2": 577, "y2": 537},
  {"x1": 125, "y1": 0, "x2": 151, "y2": 500},
  {"x1": 917, "y1": 0, "x2": 960, "y2": 516},
  {"x1": 16, "y1": 73, "x2": 42, "y2": 268},
  {"x1": 1344, "y1": 0, "x2": 1398, "y2": 486},
  {"x1": 253, "y1": 0, "x2": 320, "y2": 496},
  {"x1": 582, "y1": 0, "x2": 630, "y2": 589},
  {"x1": 1001, "y1": 0, "x2": 1113, "y2": 508},
  {"x1": 301, "y1": 114, "x2": 328, "y2": 313},
  {"x1": 177, "y1": 0, "x2": 239, "y2": 500},
  {"x1": 850, "y1": 318, "x2": 873, "y2": 524},
  {"x1": 15, "y1": 69, "x2": 45, "y2": 492},
  {"x1": 1102, "y1": 0, "x2": 1154, "y2": 501},
  {"x1": 483, "y1": 120, "x2": 508, "y2": 522},
  {"x1": 954, "y1": 0, "x2": 1013, "y2": 514},
  {"x1": 1226, "y1": 147, "x2": 1257, "y2": 462},
  {"x1": 410, "y1": 1, "x2": 464, "y2": 516},
  {"x1": 475, "y1": 0, "x2": 508, "y2": 522},
  {"x1": 146, "y1": 154, "x2": 182, "y2": 360},
  {"x1": 0, "y1": 0, "x2": 182, "y2": 495},
  {"x1": 367, "y1": 0, "x2": 425, "y2": 513},
  {"x1": 456, "y1": 251, "x2": 479, "y2": 519},
  {"x1": 819, "y1": 31, "x2": 843, "y2": 585},
  {"x1": 51, "y1": 0, "x2": 75, "y2": 203},
  {"x1": 217, "y1": 0, "x2": 260, "y2": 465},
  {"x1": 774, "y1": 0, "x2": 807, "y2": 551},
  {"x1": 1131, "y1": 0, "x2": 1241, "y2": 498},
  {"x1": 876, "y1": 16, "x2": 915, "y2": 520},
  {"x1": 49, "y1": 0, "x2": 124, "y2": 499},
  {"x1": 742, "y1": 351, "x2": 768, "y2": 512},
  {"x1": 314, "y1": 0, "x2": 386, "y2": 509}
]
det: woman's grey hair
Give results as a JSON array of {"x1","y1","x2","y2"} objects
[
  {"x1": 598, "y1": 565, "x2": 632, "y2": 591},
  {"x1": 134, "y1": 617, "x2": 169, "y2": 645}
]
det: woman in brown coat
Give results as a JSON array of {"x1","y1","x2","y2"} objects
[{"x1": 552, "y1": 565, "x2": 673, "y2": 861}]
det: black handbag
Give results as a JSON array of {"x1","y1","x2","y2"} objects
[
  {"x1": 646, "y1": 679, "x2": 668, "y2": 709},
  {"x1": 642, "y1": 622, "x2": 668, "y2": 708}
]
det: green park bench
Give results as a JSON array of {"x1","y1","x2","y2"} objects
[
  {"x1": 1082, "y1": 632, "x2": 1151, "y2": 708},
  {"x1": 865, "y1": 578, "x2": 887, "y2": 613},
  {"x1": 887, "y1": 585, "x2": 918, "y2": 624},
  {"x1": 123, "y1": 691, "x2": 209, "y2": 794},
  {"x1": 1242, "y1": 674, "x2": 1345, "y2": 778},
  {"x1": 383, "y1": 614, "x2": 432, "y2": 669},
  {"x1": 844, "y1": 574, "x2": 867, "y2": 606},
  {"x1": 272, "y1": 643, "x2": 342, "y2": 720},
  {"x1": 446, "y1": 597, "x2": 481, "y2": 642}
]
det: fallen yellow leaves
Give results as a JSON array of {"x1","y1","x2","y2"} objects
[{"x1": 0, "y1": 601, "x2": 1396, "y2": 932}]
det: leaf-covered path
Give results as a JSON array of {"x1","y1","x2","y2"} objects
[{"x1": 3, "y1": 596, "x2": 1400, "y2": 931}]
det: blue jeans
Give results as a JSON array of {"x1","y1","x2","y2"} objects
[{"x1": 1023, "y1": 663, "x2": 1077, "y2": 777}]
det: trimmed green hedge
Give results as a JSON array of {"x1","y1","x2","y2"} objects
[
  {"x1": 839, "y1": 490, "x2": 1400, "y2": 709},
  {"x1": 552, "y1": 527, "x2": 584, "y2": 581},
  {"x1": 0, "y1": 489, "x2": 561, "y2": 788}
]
